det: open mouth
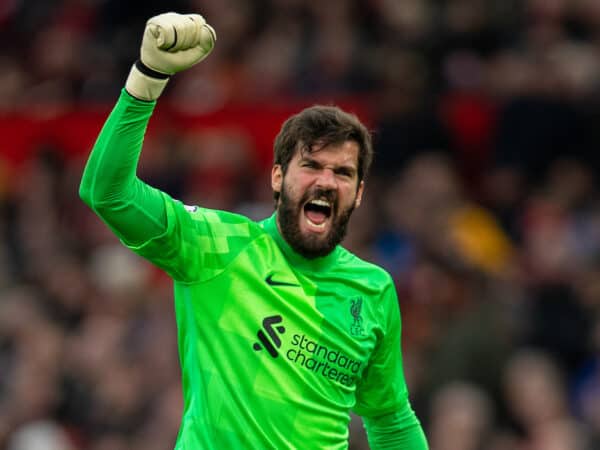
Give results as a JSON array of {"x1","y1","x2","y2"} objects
[{"x1": 303, "y1": 199, "x2": 333, "y2": 230}]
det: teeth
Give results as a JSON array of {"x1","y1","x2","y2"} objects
[{"x1": 309, "y1": 199, "x2": 331, "y2": 207}]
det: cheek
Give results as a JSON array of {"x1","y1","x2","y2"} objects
[
  {"x1": 339, "y1": 184, "x2": 360, "y2": 207},
  {"x1": 284, "y1": 174, "x2": 311, "y2": 197},
  {"x1": 281, "y1": 179, "x2": 300, "y2": 204}
]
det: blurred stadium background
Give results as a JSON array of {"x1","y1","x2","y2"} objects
[{"x1": 1, "y1": 0, "x2": 600, "y2": 449}]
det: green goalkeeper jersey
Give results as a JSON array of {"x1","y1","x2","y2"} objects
[{"x1": 80, "y1": 90, "x2": 428, "y2": 449}]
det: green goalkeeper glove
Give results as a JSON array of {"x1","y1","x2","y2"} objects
[{"x1": 125, "y1": 12, "x2": 216, "y2": 101}]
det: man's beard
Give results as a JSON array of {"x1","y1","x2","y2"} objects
[{"x1": 277, "y1": 182, "x2": 355, "y2": 259}]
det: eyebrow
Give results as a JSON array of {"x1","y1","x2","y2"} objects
[{"x1": 299, "y1": 155, "x2": 357, "y2": 176}]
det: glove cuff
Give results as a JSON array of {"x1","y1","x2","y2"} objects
[
  {"x1": 125, "y1": 61, "x2": 170, "y2": 101},
  {"x1": 135, "y1": 60, "x2": 170, "y2": 79}
]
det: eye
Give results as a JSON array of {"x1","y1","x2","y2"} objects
[
  {"x1": 335, "y1": 168, "x2": 355, "y2": 179},
  {"x1": 301, "y1": 160, "x2": 319, "y2": 169}
]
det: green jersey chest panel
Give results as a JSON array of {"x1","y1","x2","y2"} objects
[
  {"x1": 174, "y1": 232, "x2": 382, "y2": 402},
  {"x1": 170, "y1": 215, "x2": 391, "y2": 448}
]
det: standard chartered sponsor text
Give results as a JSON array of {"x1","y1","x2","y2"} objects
[{"x1": 286, "y1": 334, "x2": 363, "y2": 386}]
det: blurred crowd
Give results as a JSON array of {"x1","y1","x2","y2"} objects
[{"x1": 2, "y1": 0, "x2": 600, "y2": 449}]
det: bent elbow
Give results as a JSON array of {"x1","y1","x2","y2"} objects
[
  {"x1": 78, "y1": 174, "x2": 134, "y2": 215},
  {"x1": 78, "y1": 174, "x2": 114, "y2": 211}
]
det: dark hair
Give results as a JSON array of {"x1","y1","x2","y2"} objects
[{"x1": 273, "y1": 105, "x2": 373, "y2": 202}]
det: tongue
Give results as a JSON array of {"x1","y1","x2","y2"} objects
[{"x1": 306, "y1": 209, "x2": 327, "y2": 225}]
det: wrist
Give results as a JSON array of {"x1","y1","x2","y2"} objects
[
  {"x1": 135, "y1": 59, "x2": 170, "y2": 79},
  {"x1": 125, "y1": 61, "x2": 170, "y2": 101}
]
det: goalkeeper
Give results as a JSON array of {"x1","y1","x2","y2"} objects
[{"x1": 79, "y1": 12, "x2": 428, "y2": 449}]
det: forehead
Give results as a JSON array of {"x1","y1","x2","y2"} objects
[{"x1": 294, "y1": 141, "x2": 360, "y2": 168}]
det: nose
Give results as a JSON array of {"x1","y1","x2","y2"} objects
[{"x1": 315, "y1": 168, "x2": 337, "y2": 190}]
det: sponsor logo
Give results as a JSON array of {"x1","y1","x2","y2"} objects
[
  {"x1": 286, "y1": 333, "x2": 363, "y2": 387},
  {"x1": 252, "y1": 315, "x2": 286, "y2": 358},
  {"x1": 265, "y1": 273, "x2": 300, "y2": 287},
  {"x1": 252, "y1": 315, "x2": 364, "y2": 387}
]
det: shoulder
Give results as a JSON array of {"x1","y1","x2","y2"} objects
[
  {"x1": 173, "y1": 201, "x2": 267, "y2": 238},
  {"x1": 335, "y1": 247, "x2": 394, "y2": 293},
  {"x1": 335, "y1": 248, "x2": 400, "y2": 325}
]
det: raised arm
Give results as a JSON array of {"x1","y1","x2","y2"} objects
[
  {"x1": 79, "y1": 13, "x2": 216, "y2": 245},
  {"x1": 79, "y1": 90, "x2": 168, "y2": 245}
]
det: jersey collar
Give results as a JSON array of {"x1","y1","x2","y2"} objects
[{"x1": 261, "y1": 213, "x2": 340, "y2": 272}]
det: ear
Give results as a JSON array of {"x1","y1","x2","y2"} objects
[
  {"x1": 354, "y1": 181, "x2": 364, "y2": 208},
  {"x1": 271, "y1": 164, "x2": 283, "y2": 194}
]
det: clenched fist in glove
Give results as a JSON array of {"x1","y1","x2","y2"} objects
[{"x1": 126, "y1": 12, "x2": 216, "y2": 101}]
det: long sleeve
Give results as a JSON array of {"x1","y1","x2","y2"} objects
[
  {"x1": 79, "y1": 89, "x2": 167, "y2": 245},
  {"x1": 353, "y1": 278, "x2": 428, "y2": 449},
  {"x1": 363, "y1": 407, "x2": 428, "y2": 450},
  {"x1": 79, "y1": 89, "x2": 263, "y2": 282}
]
